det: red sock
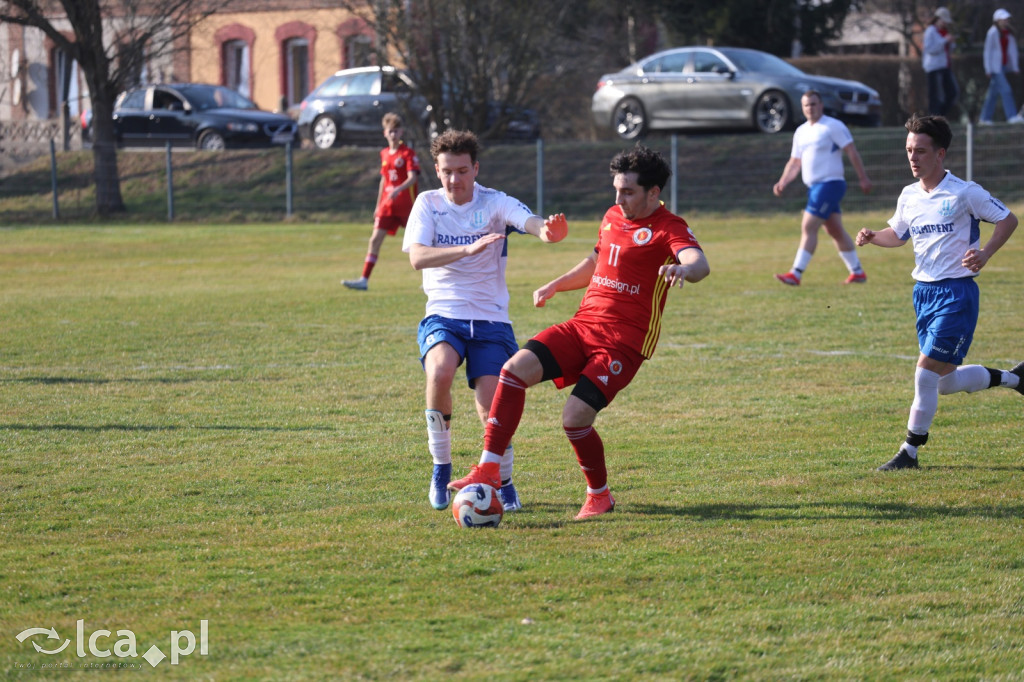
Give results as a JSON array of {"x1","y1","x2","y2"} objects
[
  {"x1": 483, "y1": 369, "x2": 527, "y2": 455},
  {"x1": 564, "y1": 425, "x2": 607, "y2": 490},
  {"x1": 361, "y1": 254, "x2": 378, "y2": 279}
]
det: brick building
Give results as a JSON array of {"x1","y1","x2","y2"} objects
[{"x1": 0, "y1": 0, "x2": 378, "y2": 124}]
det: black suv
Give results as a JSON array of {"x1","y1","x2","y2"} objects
[{"x1": 91, "y1": 83, "x2": 297, "y2": 150}]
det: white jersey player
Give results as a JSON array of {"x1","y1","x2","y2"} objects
[
  {"x1": 772, "y1": 90, "x2": 872, "y2": 286},
  {"x1": 856, "y1": 114, "x2": 1022, "y2": 471},
  {"x1": 402, "y1": 129, "x2": 567, "y2": 511}
]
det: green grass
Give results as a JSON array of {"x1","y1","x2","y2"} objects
[{"x1": 2, "y1": 211, "x2": 1024, "y2": 680}]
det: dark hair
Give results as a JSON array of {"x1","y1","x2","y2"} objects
[
  {"x1": 609, "y1": 144, "x2": 671, "y2": 191},
  {"x1": 802, "y1": 89, "x2": 822, "y2": 102},
  {"x1": 905, "y1": 113, "x2": 953, "y2": 150},
  {"x1": 430, "y1": 129, "x2": 480, "y2": 163}
]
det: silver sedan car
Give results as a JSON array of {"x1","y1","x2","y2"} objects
[{"x1": 592, "y1": 46, "x2": 881, "y2": 139}]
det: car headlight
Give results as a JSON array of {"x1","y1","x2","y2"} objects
[{"x1": 226, "y1": 122, "x2": 259, "y2": 133}]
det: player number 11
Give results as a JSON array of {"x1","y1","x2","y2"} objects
[{"x1": 608, "y1": 243, "x2": 621, "y2": 267}]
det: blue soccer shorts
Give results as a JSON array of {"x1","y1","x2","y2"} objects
[
  {"x1": 417, "y1": 315, "x2": 519, "y2": 388},
  {"x1": 913, "y1": 277, "x2": 979, "y2": 365},
  {"x1": 805, "y1": 180, "x2": 847, "y2": 219}
]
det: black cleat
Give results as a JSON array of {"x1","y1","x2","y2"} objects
[
  {"x1": 1010, "y1": 361, "x2": 1024, "y2": 396},
  {"x1": 877, "y1": 449, "x2": 919, "y2": 471}
]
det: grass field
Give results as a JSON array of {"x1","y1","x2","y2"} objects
[{"x1": 2, "y1": 210, "x2": 1023, "y2": 680}]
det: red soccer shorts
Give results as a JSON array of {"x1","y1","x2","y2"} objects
[
  {"x1": 530, "y1": 318, "x2": 645, "y2": 405},
  {"x1": 373, "y1": 215, "x2": 407, "y2": 236}
]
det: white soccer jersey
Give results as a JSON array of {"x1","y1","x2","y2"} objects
[
  {"x1": 791, "y1": 115, "x2": 854, "y2": 186},
  {"x1": 402, "y1": 183, "x2": 536, "y2": 322},
  {"x1": 888, "y1": 171, "x2": 1010, "y2": 282}
]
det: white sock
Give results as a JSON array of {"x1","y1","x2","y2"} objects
[
  {"x1": 425, "y1": 410, "x2": 451, "y2": 466},
  {"x1": 500, "y1": 444, "x2": 514, "y2": 483},
  {"x1": 839, "y1": 249, "x2": 863, "y2": 274},
  {"x1": 480, "y1": 450, "x2": 503, "y2": 466},
  {"x1": 908, "y1": 367, "x2": 940, "y2": 436},
  {"x1": 791, "y1": 249, "x2": 813, "y2": 277},
  {"x1": 938, "y1": 365, "x2": 992, "y2": 394}
]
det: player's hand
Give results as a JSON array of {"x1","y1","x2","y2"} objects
[
  {"x1": 855, "y1": 228, "x2": 875, "y2": 247},
  {"x1": 533, "y1": 282, "x2": 557, "y2": 307},
  {"x1": 860, "y1": 178, "x2": 873, "y2": 195},
  {"x1": 772, "y1": 182, "x2": 785, "y2": 197},
  {"x1": 962, "y1": 248, "x2": 990, "y2": 273},
  {"x1": 658, "y1": 263, "x2": 687, "y2": 288},
  {"x1": 541, "y1": 213, "x2": 568, "y2": 243},
  {"x1": 466, "y1": 232, "x2": 506, "y2": 255}
]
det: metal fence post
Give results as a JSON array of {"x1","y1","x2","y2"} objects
[
  {"x1": 670, "y1": 134, "x2": 678, "y2": 215},
  {"x1": 49, "y1": 139, "x2": 59, "y2": 219},
  {"x1": 966, "y1": 121, "x2": 974, "y2": 183},
  {"x1": 285, "y1": 141, "x2": 293, "y2": 218},
  {"x1": 536, "y1": 137, "x2": 544, "y2": 216},
  {"x1": 166, "y1": 142, "x2": 174, "y2": 222}
]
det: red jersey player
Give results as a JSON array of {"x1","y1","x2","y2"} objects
[
  {"x1": 449, "y1": 145, "x2": 710, "y2": 519},
  {"x1": 343, "y1": 112, "x2": 421, "y2": 290}
]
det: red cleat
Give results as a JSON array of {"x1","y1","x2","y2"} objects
[
  {"x1": 775, "y1": 272, "x2": 800, "y2": 286},
  {"x1": 447, "y1": 463, "x2": 500, "y2": 492},
  {"x1": 575, "y1": 490, "x2": 616, "y2": 520},
  {"x1": 844, "y1": 272, "x2": 867, "y2": 284}
]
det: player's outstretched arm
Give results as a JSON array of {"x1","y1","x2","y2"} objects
[
  {"x1": 856, "y1": 227, "x2": 905, "y2": 248},
  {"x1": 773, "y1": 157, "x2": 801, "y2": 197},
  {"x1": 408, "y1": 233, "x2": 506, "y2": 270},
  {"x1": 534, "y1": 253, "x2": 597, "y2": 307},
  {"x1": 524, "y1": 213, "x2": 568, "y2": 243},
  {"x1": 659, "y1": 248, "x2": 710, "y2": 288},
  {"x1": 963, "y1": 212, "x2": 1018, "y2": 272}
]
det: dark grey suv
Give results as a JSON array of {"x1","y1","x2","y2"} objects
[{"x1": 297, "y1": 66, "x2": 540, "y2": 149}]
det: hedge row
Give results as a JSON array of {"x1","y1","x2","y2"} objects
[{"x1": 791, "y1": 54, "x2": 1024, "y2": 126}]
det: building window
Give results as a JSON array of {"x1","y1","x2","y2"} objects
[
  {"x1": 285, "y1": 39, "x2": 309, "y2": 107},
  {"x1": 215, "y1": 24, "x2": 255, "y2": 99},
  {"x1": 51, "y1": 48, "x2": 80, "y2": 118},
  {"x1": 345, "y1": 34, "x2": 373, "y2": 68},
  {"x1": 117, "y1": 37, "x2": 149, "y2": 89},
  {"x1": 337, "y1": 18, "x2": 375, "y2": 69},
  {"x1": 223, "y1": 40, "x2": 250, "y2": 97},
  {"x1": 276, "y1": 21, "x2": 316, "y2": 110}
]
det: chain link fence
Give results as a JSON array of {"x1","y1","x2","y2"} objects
[{"x1": 2, "y1": 123, "x2": 1024, "y2": 223}]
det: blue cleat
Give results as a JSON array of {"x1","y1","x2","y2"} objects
[
  {"x1": 429, "y1": 463, "x2": 451, "y2": 510},
  {"x1": 498, "y1": 480, "x2": 522, "y2": 512}
]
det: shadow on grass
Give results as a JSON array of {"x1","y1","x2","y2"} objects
[
  {"x1": 4, "y1": 376, "x2": 244, "y2": 384},
  {"x1": 0, "y1": 423, "x2": 334, "y2": 432},
  {"x1": 629, "y1": 500, "x2": 1024, "y2": 520}
]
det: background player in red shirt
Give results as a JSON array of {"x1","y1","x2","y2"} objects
[
  {"x1": 343, "y1": 113, "x2": 421, "y2": 290},
  {"x1": 449, "y1": 145, "x2": 710, "y2": 519}
]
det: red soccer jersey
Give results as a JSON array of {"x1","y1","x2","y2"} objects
[
  {"x1": 376, "y1": 143, "x2": 420, "y2": 218},
  {"x1": 574, "y1": 204, "x2": 702, "y2": 358}
]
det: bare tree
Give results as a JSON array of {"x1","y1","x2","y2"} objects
[
  {"x1": 345, "y1": 0, "x2": 584, "y2": 142},
  {"x1": 0, "y1": 0, "x2": 230, "y2": 215}
]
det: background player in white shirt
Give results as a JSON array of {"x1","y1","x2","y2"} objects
[
  {"x1": 773, "y1": 90, "x2": 872, "y2": 286},
  {"x1": 857, "y1": 114, "x2": 1023, "y2": 471},
  {"x1": 402, "y1": 129, "x2": 567, "y2": 510}
]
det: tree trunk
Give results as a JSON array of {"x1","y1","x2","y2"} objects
[{"x1": 88, "y1": 92, "x2": 125, "y2": 215}]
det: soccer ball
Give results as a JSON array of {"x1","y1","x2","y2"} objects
[{"x1": 451, "y1": 483, "x2": 504, "y2": 528}]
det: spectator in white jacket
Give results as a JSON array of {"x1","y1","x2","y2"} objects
[
  {"x1": 979, "y1": 8, "x2": 1024, "y2": 124},
  {"x1": 923, "y1": 7, "x2": 958, "y2": 116}
]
